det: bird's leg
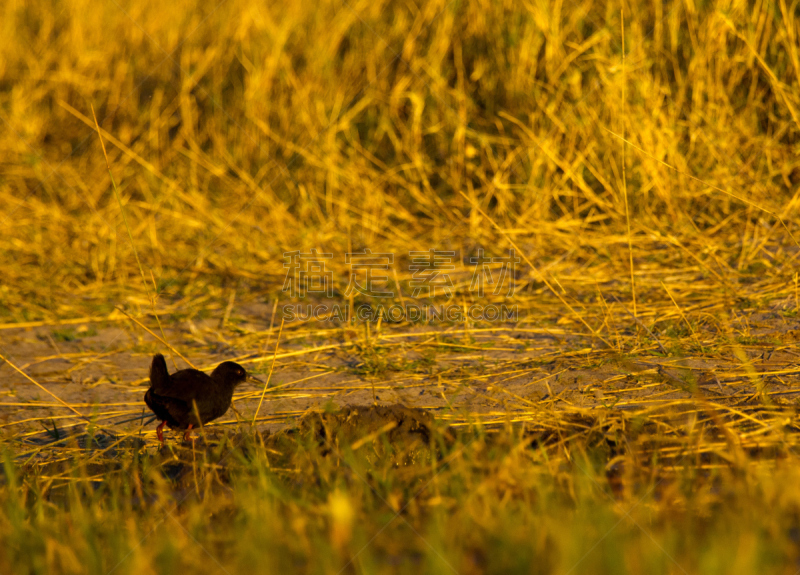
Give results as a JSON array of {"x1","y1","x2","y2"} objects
[
  {"x1": 183, "y1": 423, "x2": 194, "y2": 442},
  {"x1": 156, "y1": 420, "x2": 166, "y2": 444}
]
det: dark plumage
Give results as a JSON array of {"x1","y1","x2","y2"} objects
[{"x1": 144, "y1": 353, "x2": 250, "y2": 443}]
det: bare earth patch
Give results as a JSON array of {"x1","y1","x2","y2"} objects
[{"x1": 3, "y1": 302, "x2": 799, "y2": 456}]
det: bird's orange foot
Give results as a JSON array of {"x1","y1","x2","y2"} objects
[
  {"x1": 183, "y1": 423, "x2": 194, "y2": 443},
  {"x1": 156, "y1": 421, "x2": 166, "y2": 444}
]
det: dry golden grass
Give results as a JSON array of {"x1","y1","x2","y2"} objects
[{"x1": 2, "y1": 0, "x2": 800, "y2": 572}]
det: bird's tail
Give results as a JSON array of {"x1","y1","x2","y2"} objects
[{"x1": 149, "y1": 353, "x2": 170, "y2": 391}]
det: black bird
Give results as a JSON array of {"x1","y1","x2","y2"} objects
[{"x1": 144, "y1": 353, "x2": 255, "y2": 443}]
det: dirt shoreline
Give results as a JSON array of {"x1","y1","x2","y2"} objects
[{"x1": 3, "y1": 311, "x2": 798, "y2": 448}]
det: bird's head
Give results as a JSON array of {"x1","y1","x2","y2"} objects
[{"x1": 212, "y1": 361, "x2": 249, "y2": 387}]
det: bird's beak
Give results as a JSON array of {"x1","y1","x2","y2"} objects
[{"x1": 247, "y1": 374, "x2": 265, "y2": 385}]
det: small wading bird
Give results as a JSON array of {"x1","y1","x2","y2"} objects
[{"x1": 144, "y1": 353, "x2": 259, "y2": 443}]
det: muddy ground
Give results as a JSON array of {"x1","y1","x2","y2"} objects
[{"x1": 2, "y1": 302, "x2": 800, "y2": 448}]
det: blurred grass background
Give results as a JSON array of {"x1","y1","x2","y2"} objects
[
  {"x1": 3, "y1": 0, "x2": 800, "y2": 572},
  {"x1": 1, "y1": 0, "x2": 798, "y2": 319}
]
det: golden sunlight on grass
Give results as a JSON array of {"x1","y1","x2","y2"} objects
[{"x1": 2, "y1": 0, "x2": 800, "y2": 572}]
